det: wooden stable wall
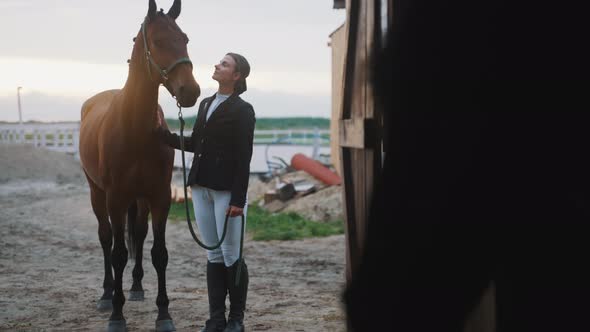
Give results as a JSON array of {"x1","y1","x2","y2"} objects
[{"x1": 338, "y1": 0, "x2": 382, "y2": 284}]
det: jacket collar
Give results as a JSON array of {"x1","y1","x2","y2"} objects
[{"x1": 204, "y1": 93, "x2": 240, "y2": 123}]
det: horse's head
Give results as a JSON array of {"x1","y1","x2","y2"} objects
[{"x1": 136, "y1": 0, "x2": 200, "y2": 107}]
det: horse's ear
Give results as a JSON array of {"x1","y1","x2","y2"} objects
[
  {"x1": 167, "y1": 0, "x2": 181, "y2": 19},
  {"x1": 147, "y1": 0, "x2": 157, "y2": 19}
]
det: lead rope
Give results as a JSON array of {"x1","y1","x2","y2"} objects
[{"x1": 177, "y1": 102, "x2": 245, "y2": 285}]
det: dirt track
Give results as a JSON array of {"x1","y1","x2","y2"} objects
[{"x1": 0, "y1": 145, "x2": 347, "y2": 331}]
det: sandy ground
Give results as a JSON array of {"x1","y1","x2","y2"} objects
[{"x1": 0, "y1": 145, "x2": 347, "y2": 331}]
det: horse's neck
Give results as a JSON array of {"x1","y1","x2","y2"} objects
[{"x1": 117, "y1": 70, "x2": 160, "y2": 142}]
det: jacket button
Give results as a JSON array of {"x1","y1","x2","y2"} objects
[{"x1": 198, "y1": 153, "x2": 202, "y2": 158}]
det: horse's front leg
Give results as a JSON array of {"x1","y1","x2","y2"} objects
[
  {"x1": 86, "y1": 176, "x2": 114, "y2": 311},
  {"x1": 129, "y1": 199, "x2": 150, "y2": 301},
  {"x1": 150, "y1": 195, "x2": 176, "y2": 332},
  {"x1": 106, "y1": 196, "x2": 129, "y2": 332}
]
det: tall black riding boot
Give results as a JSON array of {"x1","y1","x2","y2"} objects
[
  {"x1": 224, "y1": 260, "x2": 249, "y2": 332},
  {"x1": 201, "y1": 261, "x2": 228, "y2": 332}
]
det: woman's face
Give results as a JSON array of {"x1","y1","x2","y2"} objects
[{"x1": 212, "y1": 55, "x2": 240, "y2": 86}]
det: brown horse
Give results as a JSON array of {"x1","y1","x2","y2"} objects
[{"x1": 79, "y1": 1, "x2": 199, "y2": 331}]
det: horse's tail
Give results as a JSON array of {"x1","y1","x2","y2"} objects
[{"x1": 126, "y1": 200, "x2": 138, "y2": 260}]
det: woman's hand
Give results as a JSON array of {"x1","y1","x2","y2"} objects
[{"x1": 227, "y1": 205, "x2": 244, "y2": 217}]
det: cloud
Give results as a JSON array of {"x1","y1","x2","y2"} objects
[{"x1": 0, "y1": 1, "x2": 345, "y2": 70}]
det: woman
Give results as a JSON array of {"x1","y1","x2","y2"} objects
[{"x1": 156, "y1": 53, "x2": 254, "y2": 332}]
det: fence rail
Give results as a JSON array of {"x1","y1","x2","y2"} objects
[
  {"x1": 256, "y1": 128, "x2": 330, "y2": 146},
  {"x1": 170, "y1": 128, "x2": 331, "y2": 146},
  {"x1": 0, "y1": 123, "x2": 80, "y2": 154},
  {"x1": 0, "y1": 124, "x2": 331, "y2": 156}
]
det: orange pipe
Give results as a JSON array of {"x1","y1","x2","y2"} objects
[{"x1": 290, "y1": 153, "x2": 342, "y2": 185}]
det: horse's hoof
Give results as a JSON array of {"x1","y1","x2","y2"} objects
[
  {"x1": 156, "y1": 319, "x2": 176, "y2": 332},
  {"x1": 107, "y1": 319, "x2": 127, "y2": 332},
  {"x1": 128, "y1": 290, "x2": 145, "y2": 301},
  {"x1": 97, "y1": 299, "x2": 112, "y2": 311}
]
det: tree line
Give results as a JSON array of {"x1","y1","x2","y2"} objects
[{"x1": 165, "y1": 116, "x2": 330, "y2": 131}]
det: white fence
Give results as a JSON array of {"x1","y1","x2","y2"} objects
[
  {"x1": 1, "y1": 123, "x2": 330, "y2": 155},
  {"x1": 252, "y1": 129, "x2": 331, "y2": 146},
  {"x1": 0, "y1": 123, "x2": 80, "y2": 155},
  {"x1": 171, "y1": 128, "x2": 331, "y2": 146}
]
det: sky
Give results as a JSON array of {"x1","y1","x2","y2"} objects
[{"x1": 0, "y1": 0, "x2": 346, "y2": 122}]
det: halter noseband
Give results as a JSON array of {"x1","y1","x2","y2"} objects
[{"x1": 141, "y1": 16, "x2": 192, "y2": 82}]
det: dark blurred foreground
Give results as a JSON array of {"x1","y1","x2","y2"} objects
[{"x1": 344, "y1": 1, "x2": 590, "y2": 331}]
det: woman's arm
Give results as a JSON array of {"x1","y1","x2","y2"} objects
[
  {"x1": 154, "y1": 103, "x2": 204, "y2": 152},
  {"x1": 155, "y1": 126, "x2": 194, "y2": 151}
]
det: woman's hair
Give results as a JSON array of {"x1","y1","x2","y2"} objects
[{"x1": 227, "y1": 52, "x2": 250, "y2": 95}]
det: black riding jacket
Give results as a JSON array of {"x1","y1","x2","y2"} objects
[{"x1": 160, "y1": 93, "x2": 256, "y2": 208}]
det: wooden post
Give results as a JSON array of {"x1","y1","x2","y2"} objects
[
  {"x1": 339, "y1": 0, "x2": 382, "y2": 285},
  {"x1": 74, "y1": 127, "x2": 80, "y2": 159},
  {"x1": 329, "y1": 22, "x2": 346, "y2": 176}
]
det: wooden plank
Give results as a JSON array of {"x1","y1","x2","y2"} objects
[
  {"x1": 339, "y1": 118, "x2": 378, "y2": 148},
  {"x1": 341, "y1": 146, "x2": 377, "y2": 284},
  {"x1": 341, "y1": 0, "x2": 359, "y2": 121},
  {"x1": 341, "y1": 0, "x2": 359, "y2": 284},
  {"x1": 330, "y1": 23, "x2": 346, "y2": 176},
  {"x1": 351, "y1": 0, "x2": 366, "y2": 121},
  {"x1": 339, "y1": 118, "x2": 364, "y2": 148},
  {"x1": 352, "y1": 149, "x2": 367, "y2": 251},
  {"x1": 342, "y1": 148, "x2": 376, "y2": 283},
  {"x1": 365, "y1": 0, "x2": 375, "y2": 120},
  {"x1": 341, "y1": 148, "x2": 357, "y2": 283}
]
